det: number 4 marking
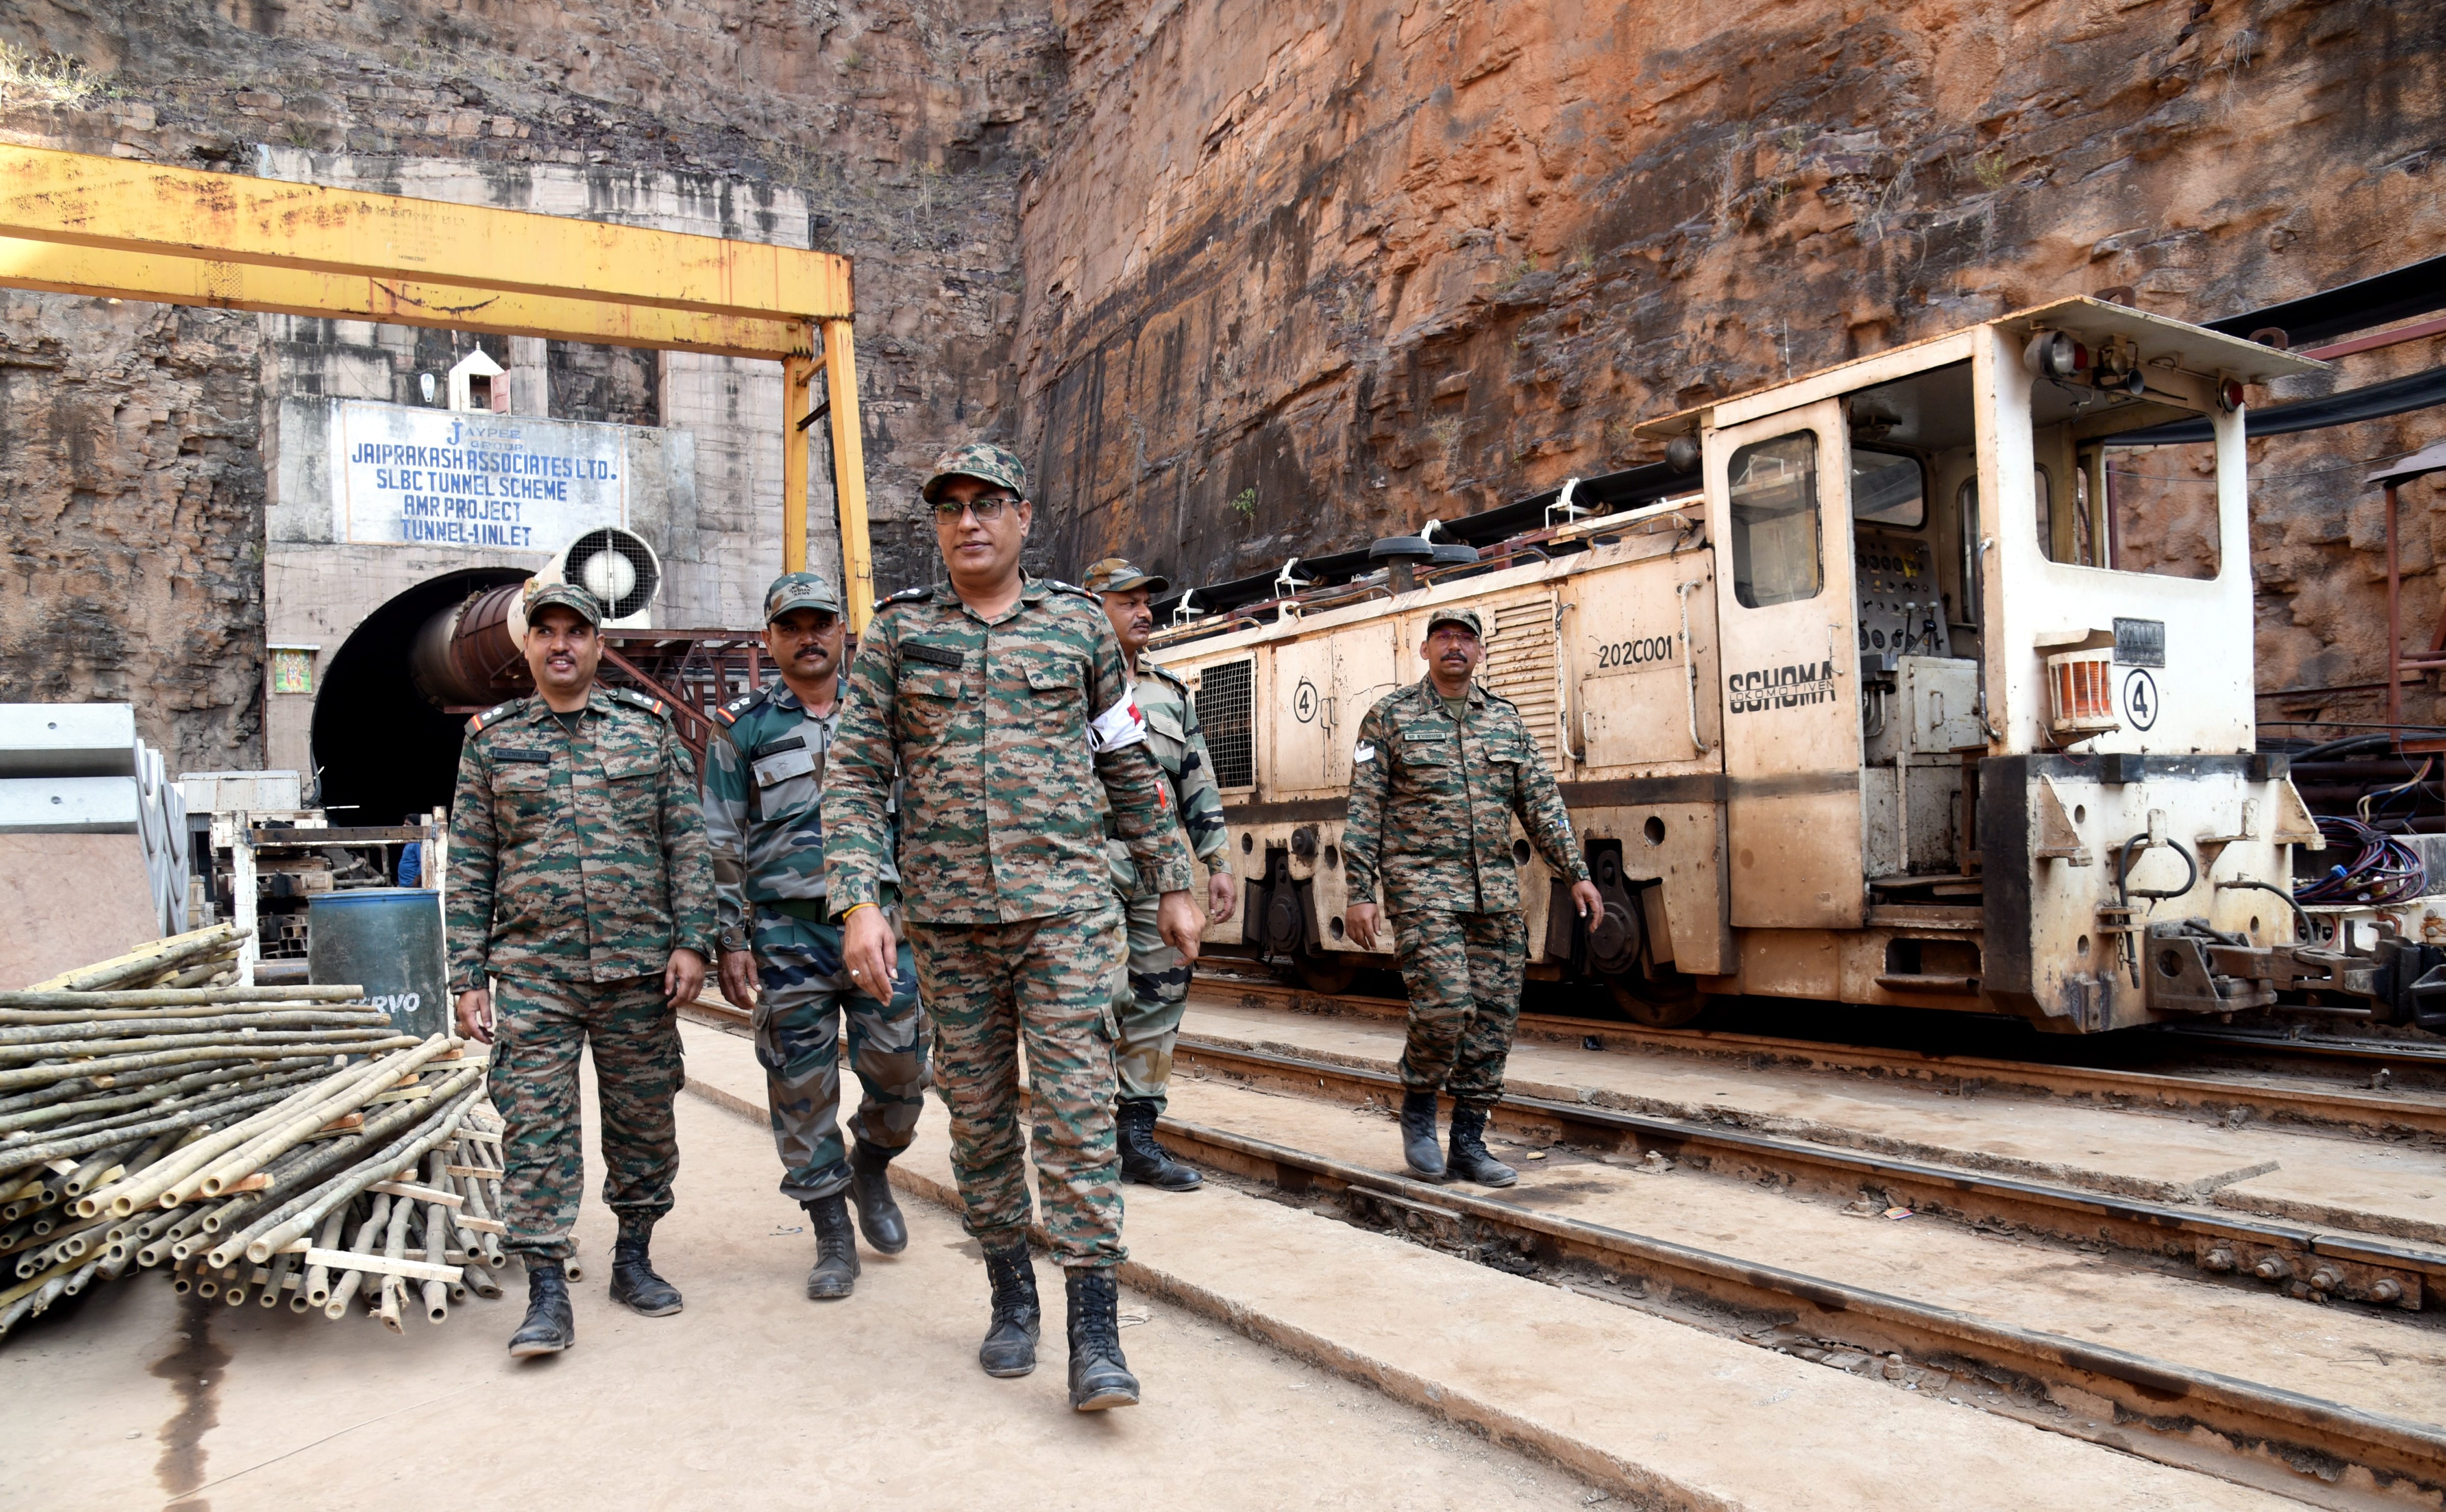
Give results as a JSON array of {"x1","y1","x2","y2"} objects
[{"x1": 2124, "y1": 669, "x2": 2159, "y2": 731}]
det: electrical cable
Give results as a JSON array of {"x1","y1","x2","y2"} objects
[
  {"x1": 2215, "y1": 879, "x2": 2316, "y2": 943},
  {"x1": 2292, "y1": 815, "x2": 2426, "y2": 907},
  {"x1": 2289, "y1": 732, "x2": 2398, "y2": 764},
  {"x1": 2115, "y1": 833, "x2": 2199, "y2": 911},
  {"x1": 2359, "y1": 757, "x2": 2434, "y2": 822}
]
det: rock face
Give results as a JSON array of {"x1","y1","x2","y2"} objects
[
  {"x1": 3, "y1": 0, "x2": 2442, "y2": 765},
  {"x1": 1, "y1": 0, "x2": 1058, "y2": 766},
  {"x1": 1014, "y1": 0, "x2": 2446, "y2": 726},
  {"x1": 0, "y1": 292, "x2": 268, "y2": 772}
]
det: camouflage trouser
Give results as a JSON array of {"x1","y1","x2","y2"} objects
[
  {"x1": 1391, "y1": 909, "x2": 1528, "y2": 1109},
  {"x1": 1109, "y1": 890, "x2": 1191, "y2": 1109},
  {"x1": 750, "y1": 909, "x2": 928, "y2": 1203},
  {"x1": 488, "y1": 974, "x2": 681, "y2": 1261},
  {"x1": 907, "y1": 904, "x2": 1126, "y2": 1269}
]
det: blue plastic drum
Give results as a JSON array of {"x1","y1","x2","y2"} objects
[{"x1": 308, "y1": 888, "x2": 448, "y2": 1040}]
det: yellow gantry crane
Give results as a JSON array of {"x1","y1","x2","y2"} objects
[{"x1": 0, "y1": 144, "x2": 880, "y2": 628}]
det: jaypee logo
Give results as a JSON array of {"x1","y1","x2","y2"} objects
[{"x1": 1728, "y1": 659, "x2": 1837, "y2": 715}]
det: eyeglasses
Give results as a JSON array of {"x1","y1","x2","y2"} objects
[{"x1": 932, "y1": 493, "x2": 1022, "y2": 523}]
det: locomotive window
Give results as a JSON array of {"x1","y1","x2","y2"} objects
[
  {"x1": 1727, "y1": 431, "x2": 1824, "y2": 608},
  {"x1": 1194, "y1": 658, "x2": 1256, "y2": 788},
  {"x1": 2096, "y1": 439, "x2": 2221, "y2": 580},
  {"x1": 1849, "y1": 447, "x2": 1924, "y2": 527}
]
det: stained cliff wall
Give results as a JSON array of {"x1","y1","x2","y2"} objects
[
  {"x1": 1017, "y1": 0, "x2": 2445, "y2": 725},
  {"x1": 3, "y1": 1, "x2": 2440, "y2": 763},
  {"x1": 0, "y1": 0, "x2": 1058, "y2": 770}
]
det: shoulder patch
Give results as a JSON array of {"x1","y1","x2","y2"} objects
[
  {"x1": 874, "y1": 584, "x2": 932, "y2": 613},
  {"x1": 466, "y1": 697, "x2": 527, "y2": 735},
  {"x1": 609, "y1": 686, "x2": 670, "y2": 719},
  {"x1": 1044, "y1": 578, "x2": 1097, "y2": 600},
  {"x1": 1144, "y1": 664, "x2": 1190, "y2": 693},
  {"x1": 713, "y1": 685, "x2": 773, "y2": 726}
]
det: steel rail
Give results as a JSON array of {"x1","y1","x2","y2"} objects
[
  {"x1": 1172, "y1": 1036, "x2": 2446, "y2": 1307},
  {"x1": 1190, "y1": 976, "x2": 2446, "y2": 1137},
  {"x1": 2158, "y1": 1024, "x2": 2446, "y2": 1068},
  {"x1": 1153, "y1": 1111, "x2": 2446, "y2": 1503}
]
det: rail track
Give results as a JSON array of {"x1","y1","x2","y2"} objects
[
  {"x1": 1152, "y1": 1105, "x2": 2446, "y2": 1509},
  {"x1": 688, "y1": 990, "x2": 2446, "y2": 1502},
  {"x1": 1191, "y1": 973, "x2": 2446, "y2": 1140},
  {"x1": 1169, "y1": 1034, "x2": 2444, "y2": 1309}
]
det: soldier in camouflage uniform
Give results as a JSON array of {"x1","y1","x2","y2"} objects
[
  {"x1": 1342, "y1": 605, "x2": 1600, "y2": 1187},
  {"x1": 1082, "y1": 556, "x2": 1237, "y2": 1191},
  {"x1": 447, "y1": 581, "x2": 715, "y2": 1358},
  {"x1": 705, "y1": 571, "x2": 926, "y2": 1302},
  {"x1": 825, "y1": 441, "x2": 1201, "y2": 1413}
]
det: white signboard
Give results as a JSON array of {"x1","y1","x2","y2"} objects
[{"x1": 336, "y1": 401, "x2": 628, "y2": 549}]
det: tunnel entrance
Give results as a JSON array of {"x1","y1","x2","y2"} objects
[{"x1": 310, "y1": 568, "x2": 530, "y2": 826}]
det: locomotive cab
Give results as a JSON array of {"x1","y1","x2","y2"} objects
[
  {"x1": 1159, "y1": 298, "x2": 2362, "y2": 1033},
  {"x1": 1646, "y1": 298, "x2": 2328, "y2": 1030}
]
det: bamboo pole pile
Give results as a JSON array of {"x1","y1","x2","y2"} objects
[{"x1": 0, "y1": 924, "x2": 510, "y2": 1339}]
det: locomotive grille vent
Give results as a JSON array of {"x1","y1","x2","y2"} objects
[
  {"x1": 1194, "y1": 658, "x2": 1256, "y2": 789},
  {"x1": 1481, "y1": 595, "x2": 1562, "y2": 767}
]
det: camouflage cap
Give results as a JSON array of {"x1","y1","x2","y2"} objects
[
  {"x1": 1080, "y1": 556, "x2": 1171, "y2": 597},
  {"x1": 524, "y1": 580, "x2": 605, "y2": 627},
  {"x1": 920, "y1": 441, "x2": 1030, "y2": 504},
  {"x1": 763, "y1": 570, "x2": 842, "y2": 622},
  {"x1": 1424, "y1": 605, "x2": 1489, "y2": 642}
]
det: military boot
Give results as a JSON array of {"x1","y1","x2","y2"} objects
[
  {"x1": 1398, "y1": 1089, "x2": 1446, "y2": 1179},
  {"x1": 1065, "y1": 1266, "x2": 1141, "y2": 1411},
  {"x1": 1445, "y1": 1103, "x2": 1518, "y2": 1187},
  {"x1": 1116, "y1": 1099, "x2": 1203, "y2": 1191},
  {"x1": 978, "y1": 1242, "x2": 1041, "y2": 1378},
  {"x1": 608, "y1": 1215, "x2": 684, "y2": 1316},
  {"x1": 847, "y1": 1142, "x2": 909, "y2": 1254},
  {"x1": 803, "y1": 1192, "x2": 861, "y2": 1300},
  {"x1": 508, "y1": 1260, "x2": 574, "y2": 1358}
]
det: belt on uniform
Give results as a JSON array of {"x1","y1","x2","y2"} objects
[{"x1": 758, "y1": 898, "x2": 832, "y2": 925}]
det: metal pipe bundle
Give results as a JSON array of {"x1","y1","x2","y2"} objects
[{"x1": 0, "y1": 925, "x2": 508, "y2": 1342}]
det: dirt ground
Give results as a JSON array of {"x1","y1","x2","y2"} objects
[{"x1": 1, "y1": 1064, "x2": 1598, "y2": 1512}]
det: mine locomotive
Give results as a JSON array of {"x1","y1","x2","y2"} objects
[{"x1": 1153, "y1": 297, "x2": 2428, "y2": 1033}]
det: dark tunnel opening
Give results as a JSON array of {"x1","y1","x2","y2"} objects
[{"x1": 310, "y1": 567, "x2": 530, "y2": 827}]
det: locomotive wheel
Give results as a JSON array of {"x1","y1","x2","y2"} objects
[
  {"x1": 1606, "y1": 971, "x2": 1705, "y2": 1028},
  {"x1": 1294, "y1": 953, "x2": 1361, "y2": 995}
]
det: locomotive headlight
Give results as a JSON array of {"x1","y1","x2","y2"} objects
[
  {"x1": 2215, "y1": 373, "x2": 2246, "y2": 413},
  {"x1": 1664, "y1": 434, "x2": 1701, "y2": 474},
  {"x1": 2023, "y1": 330, "x2": 2081, "y2": 380}
]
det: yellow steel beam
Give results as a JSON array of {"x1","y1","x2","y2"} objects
[
  {"x1": 782, "y1": 354, "x2": 816, "y2": 575},
  {"x1": 0, "y1": 144, "x2": 852, "y2": 322},
  {"x1": 821, "y1": 318, "x2": 877, "y2": 631},
  {"x1": 0, "y1": 236, "x2": 812, "y2": 359}
]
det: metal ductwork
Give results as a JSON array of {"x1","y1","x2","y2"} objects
[
  {"x1": 409, "y1": 581, "x2": 530, "y2": 708},
  {"x1": 406, "y1": 527, "x2": 662, "y2": 709},
  {"x1": 558, "y1": 527, "x2": 661, "y2": 622}
]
